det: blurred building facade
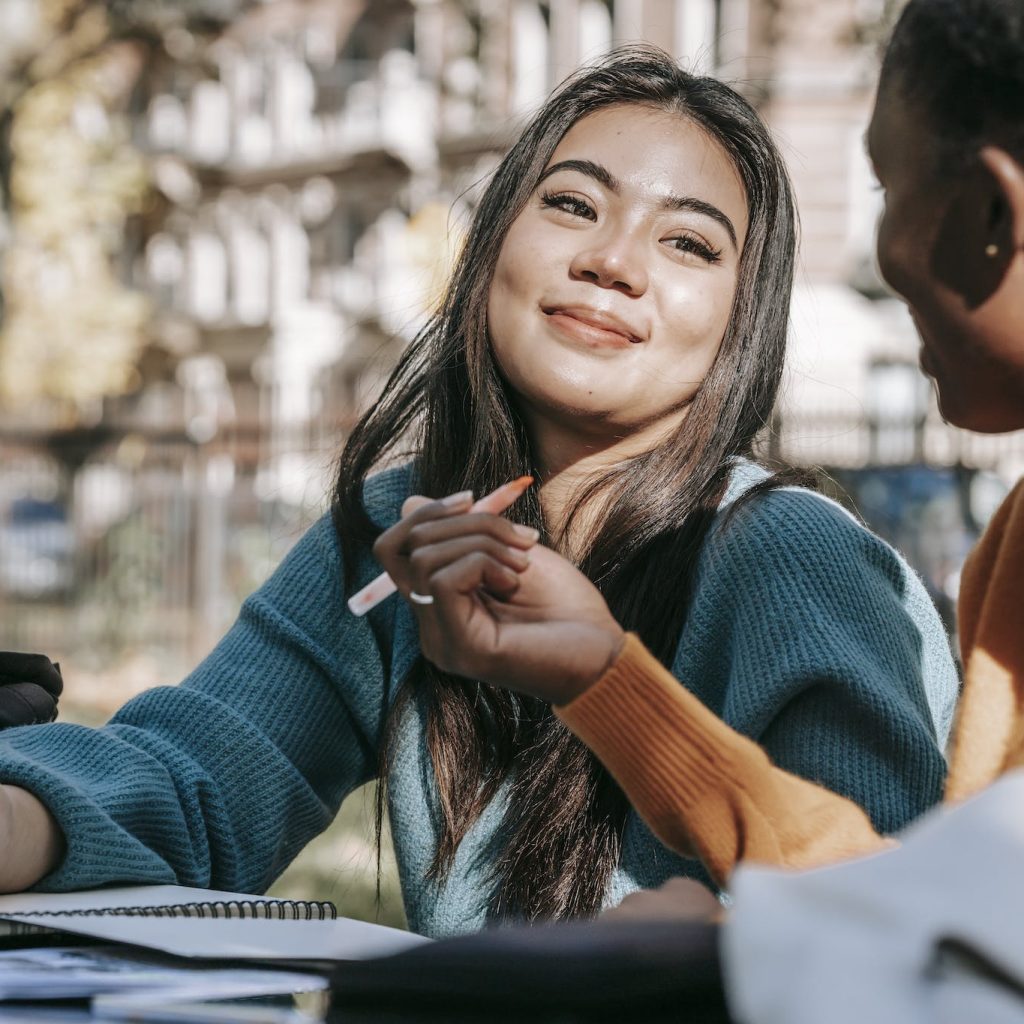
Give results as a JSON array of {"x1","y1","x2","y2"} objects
[
  {"x1": 133, "y1": 0, "x2": 1024, "y2": 475},
  {"x1": 1, "y1": 0, "x2": 1020, "y2": 665},
  {"x1": 131, "y1": 0, "x2": 742, "y2": 510}
]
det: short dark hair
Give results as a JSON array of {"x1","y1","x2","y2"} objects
[{"x1": 882, "y1": 0, "x2": 1024, "y2": 164}]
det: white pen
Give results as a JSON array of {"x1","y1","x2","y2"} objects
[{"x1": 347, "y1": 475, "x2": 534, "y2": 616}]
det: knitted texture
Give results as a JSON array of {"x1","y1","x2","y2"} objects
[
  {"x1": 557, "y1": 480, "x2": 1024, "y2": 882},
  {"x1": 671, "y1": 484, "x2": 956, "y2": 827},
  {"x1": 557, "y1": 634, "x2": 892, "y2": 884},
  {"x1": 0, "y1": 463, "x2": 957, "y2": 936},
  {"x1": 946, "y1": 478, "x2": 1024, "y2": 800}
]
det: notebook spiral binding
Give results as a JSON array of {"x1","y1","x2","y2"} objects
[{"x1": 10, "y1": 898, "x2": 337, "y2": 921}]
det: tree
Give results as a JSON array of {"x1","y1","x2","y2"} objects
[{"x1": 0, "y1": 0, "x2": 252, "y2": 415}]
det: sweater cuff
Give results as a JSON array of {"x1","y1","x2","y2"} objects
[{"x1": 555, "y1": 632, "x2": 758, "y2": 827}]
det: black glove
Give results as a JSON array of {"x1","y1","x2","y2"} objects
[{"x1": 0, "y1": 653, "x2": 62, "y2": 727}]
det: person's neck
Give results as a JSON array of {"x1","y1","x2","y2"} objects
[{"x1": 532, "y1": 414, "x2": 683, "y2": 557}]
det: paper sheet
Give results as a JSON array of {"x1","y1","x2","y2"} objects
[
  {"x1": 0, "y1": 884, "x2": 429, "y2": 962},
  {"x1": 2, "y1": 913, "x2": 429, "y2": 962}
]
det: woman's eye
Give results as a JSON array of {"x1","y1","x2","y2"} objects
[
  {"x1": 668, "y1": 234, "x2": 722, "y2": 264},
  {"x1": 540, "y1": 191, "x2": 596, "y2": 220}
]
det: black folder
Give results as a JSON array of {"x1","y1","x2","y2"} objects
[{"x1": 328, "y1": 918, "x2": 731, "y2": 1023}]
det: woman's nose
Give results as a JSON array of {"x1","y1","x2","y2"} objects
[{"x1": 569, "y1": 229, "x2": 649, "y2": 296}]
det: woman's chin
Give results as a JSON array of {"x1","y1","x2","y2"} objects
[
  {"x1": 512, "y1": 378, "x2": 617, "y2": 423},
  {"x1": 934, "y1": 383, "x2": 1022, "y2": 434}
]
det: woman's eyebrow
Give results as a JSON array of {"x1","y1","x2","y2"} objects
[
  {"x1": 660, "y1": 195, "x2": 737, "y2": 251},
  {"x1": 538, "y1": 159, "x2": 738, "y2": 251},
  {"x1": 538, "y1": 158, "x2": 618, "y2": 191}
]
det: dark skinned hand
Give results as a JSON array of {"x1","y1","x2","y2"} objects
[{"x1": 371, "y1": 492, "x2": 625, "y2": 705}]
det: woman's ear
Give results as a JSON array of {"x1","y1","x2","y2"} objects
[
  {"x1": 930, "y1": 146, "x2": 1024, "y2": 309},
  {"x1": 978, "y1": 146, "x2": 1024, "y2": 252}
]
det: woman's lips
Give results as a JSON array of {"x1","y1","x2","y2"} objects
[{"x1": 543, "y1": 308, "x2": 643, "y2": 349}]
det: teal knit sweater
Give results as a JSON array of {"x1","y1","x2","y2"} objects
[{"x1": 0, "y1": 463, "x2": 957, "y2": 937}]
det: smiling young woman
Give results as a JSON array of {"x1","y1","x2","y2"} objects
[{"x1": 0, "y1": 49, "x2": 956, "y2": 936}]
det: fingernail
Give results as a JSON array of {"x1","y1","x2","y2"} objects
[
  {"x1": 507, "y1": 546, "x2": 531, "y2": 567},
  {"x1": 442, "y1": 490, "x2": 473, "y2": 507},
  {"x1": 512, "y1": 524, "x2": 540, "y2": 542}
]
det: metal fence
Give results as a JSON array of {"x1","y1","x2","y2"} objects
[
  {"x1": 0, "y1": 422, "x2": 335, "y2": 678},
  {"x1": 769, "y1": 406, "x2": 1024, "y2": 478},
  {"x1": 2, "y1": 406, "x2": 1023, "y2": 680}
]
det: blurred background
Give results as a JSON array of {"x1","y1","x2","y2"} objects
[{"x1": 1, "y1": 0, "x2": 1022, "y2": 925}]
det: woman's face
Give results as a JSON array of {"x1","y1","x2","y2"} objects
[
  {"x1": 486, "y1": 104, "x2": 748, "y2": 443},
  {"x1": 868, "y1": 77, "x2": 1024, "y2": 433}
]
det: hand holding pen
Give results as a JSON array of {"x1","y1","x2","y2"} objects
[
  {"x1": 364, "y1": 475, "x2": 624, "y2": 705},
  {"x1": 348, "y1": 476, "x2": 535, "y2": 616}
]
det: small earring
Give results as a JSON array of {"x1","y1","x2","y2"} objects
[{"x1": 985, "y1": 243, "x2": 1000, "y2": 258}]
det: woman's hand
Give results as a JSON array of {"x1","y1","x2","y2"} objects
[{"x1": 372, "y1": 493, "x2": 625, "y2": 705}]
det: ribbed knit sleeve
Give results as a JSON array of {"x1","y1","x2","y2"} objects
[
  {"x1": 0, "y1": 500, "x2": 398, "y2": 894},
  {"x1": 946, "y1": 479, "x2": 1024, "y2": 800},
  {"x1": 562, "y1": 484, "x2": 957, "y2": 890},
  {"x1": 557, "y1": 634, "x2": 890, "y2": 885},
  {"x1": 684, "y1": 489, "x2": 954, "y2": 837}
]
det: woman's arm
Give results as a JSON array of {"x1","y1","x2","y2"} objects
[
  {"x1": 556, "y1": 635, "x2": 889, "y2": 885},
  {"x1": 709, "y1": 489, "x2": 954, "y2": 836},
  {"x1": 567, "y1": 489, "x2": 953, "y2": 880},
  {"x1": 0, "y1": 784, "x2": 64, "y2": 892},
  {"x1": 0, "y1": 513, "x2": 386, "y2": 894}
]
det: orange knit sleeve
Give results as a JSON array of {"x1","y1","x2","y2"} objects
[
  {"x1": 946, "y1": 479, "x2": 1024, "y2": 801},
  {"x1": 555, "y1": 633, "x2": 890, "y2": 886}
]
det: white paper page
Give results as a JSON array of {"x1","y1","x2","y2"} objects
[
  {"x1": 1, "y1": 914, "x2": 430, "y2": 962},
  {"x1": 0, "y1": 885, "x2": 293, "y2": 916}
]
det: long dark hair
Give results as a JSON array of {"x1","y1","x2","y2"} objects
[
  {"x1": 334, "y1": 47, "x2": 796, "y2": 923},
  {"x1": 882, "y1": 0, "x2": 1024, "y2": 165}
]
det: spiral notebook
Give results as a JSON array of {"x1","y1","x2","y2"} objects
[
  {"x1": 0, "y1": 884, "x2": 335, "y2": 940},
  {"x1": 0, "y1": 884, "x2": 428, "y2": 962}
]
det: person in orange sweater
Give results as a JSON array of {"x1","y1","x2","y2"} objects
[{"x1": 374, "y1": 0, "x2": 1024, "y2": 902}]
